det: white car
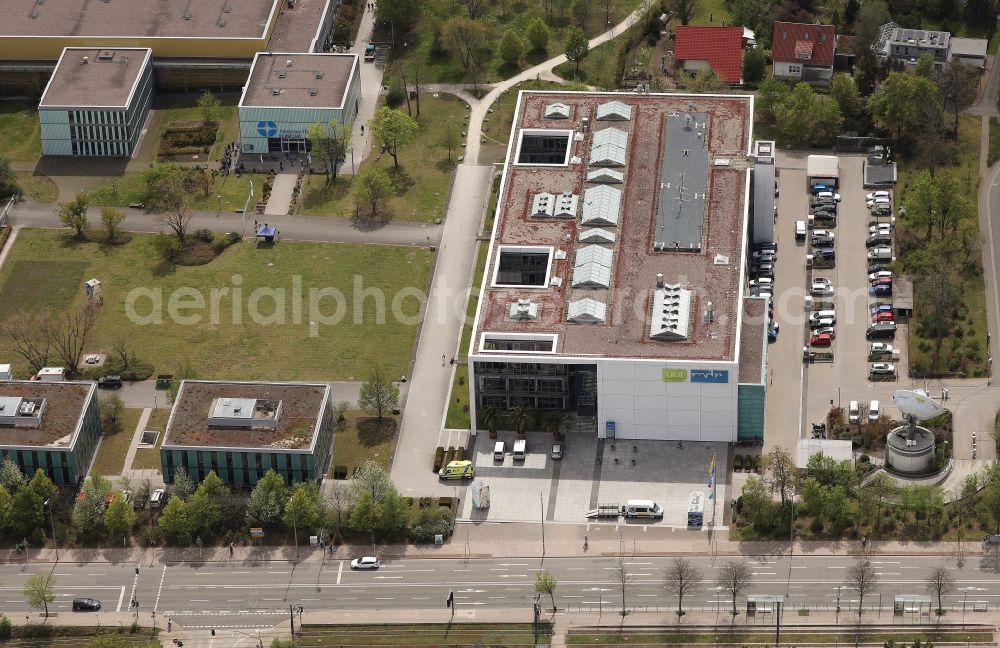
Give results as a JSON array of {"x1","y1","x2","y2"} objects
[
  {"x1": 867, "y1": 191, "x2": 890, "y2": 201},
  {"x1": 868, "y1": 270, "x2": 893, "y2": 282},
  {"x1": 867, "y1": 196, "x2": 892, "y2": 207},
  {"x1": 869, "y1": 223, "x2": 893, "y2": 235},
  {"x1": 811, "y1": 229, "x2": 835, "y2": 244},
  {"x1": 870, "y1": 342, "x2": 894, "y2": 354},
  {"x1": 350, "y1": 556, "x2": 381, "y2": 570},
  {"x1": 816, "y1": 191, "x2": 841, "y2": 202},
  {"x1": 749, "y1": 277, "x2": 773, "y2": 288},
  {"x1": 810, "y1": 278, "x2": 834, "y2": 296},
  {"x1": 870, "y1": 363, "x2": 896, "y2": 375},
  {"x1": 867, "y1": 246, "x2": 893, "y2": 259}
]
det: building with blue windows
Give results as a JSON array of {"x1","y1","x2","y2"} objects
[
  {"x1": 161, "y1": 380, "x2": 334, "y2": 486},
  {"x1": 238, "y1": 52, "x2": 360, "y2": 156},
  {"x1": 38, "y1": 47, "x2": 154, "y2": 157},
  {"x1": 0, "y1": 380, "x2": 102, "y2": 485}
]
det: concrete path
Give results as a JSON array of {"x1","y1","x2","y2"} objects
[
  {"x1": 121, "y1": 407, "x2": 152, "y2": 480},
  {"x1": 263, "y1": 173, "x2": 297, "y2": 216},
  {"x1": 9, "y1": 200, "x2": 441, "y2": 247},
  {"x1": 391, "y1": 164, "x2": 491, "y2": 497},
  {"x1": 340, "y1": 6, "x2": 384, "y2": 175},
  {"x1": 969, "y1": 53, "x2": 1000, "y2": 117}
]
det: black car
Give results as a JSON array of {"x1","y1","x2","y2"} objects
[
  {"x1": 73, "y1": 598, "x2": 101, "y2": 611},
  {"x1": 752, "y1": 242, "x2": 778, "y2": 253},
  {"x1": 866, "y1": 234, "x2": 892, "y2": 247},
  {"x1": 97, "y1": 375, "x2": 123, "y2": 389},
  {"x1": 132, "y1": 494, "x2": 148, "y2": 510},
  {"x1": 866, "y1": 323, "x2": 897, "y2": 340}
]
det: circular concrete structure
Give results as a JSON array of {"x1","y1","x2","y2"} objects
[{"x1": 885, "y1": 425, "x2": 936, "y2": 474}]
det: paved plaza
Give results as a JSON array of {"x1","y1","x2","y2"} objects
[{"x1": 458, "y1": 432, "x2": 729, "y2": 528}]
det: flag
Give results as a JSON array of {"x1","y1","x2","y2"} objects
[{"x1": 707, "y1": 453, "x2": 717, "y2": 496}]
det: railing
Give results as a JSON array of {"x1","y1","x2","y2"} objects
[{"x1": 0, "y1": 195, "x2": 16, "y2": 228}]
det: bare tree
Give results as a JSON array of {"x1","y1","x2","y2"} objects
[
  {"x1": 42, "y1": 304, "x2": 99, "y2": 373},
  {"x1": 718, "y1": 560, "x2": 753, "y2": 617},
  {"x1": 0, "y1": 312, "x2": 50, "y2": 373},
  {"x1": 760, "y1": 446, "x2": 798, "y2": 507},
  {"x1": 410, "y1": 59, "x2": 424, "y2": 118},
  {"x1": 394, "y1": 61, "x2": 412, "y2": 116},
  {"x1": 326, "y1": 480, "x2": 355, "y2": 539},
  {"x1": 112, "y1": 337, "x2": 133, "y2": 371},
  {"x1": 925, "y1": 566, "x2": 955, "y2": 616},
  {"x1": 846, "y1": 560, "x2": 878, "y2": 622},
  {"x1": 664, "y1": 557, "x2": 703, "y2": 619},
  {"x1": 613, "y1": 553, "x2": 630, "y2": 617}
]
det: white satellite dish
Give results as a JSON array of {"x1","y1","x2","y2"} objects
[{"x1": 892, "y1": 389, "x2": 944, "y2": 421}]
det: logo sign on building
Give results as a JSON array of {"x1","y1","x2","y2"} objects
[
  {"x1": 661, "y1": 369, "x2": 688, "y2": 382},
  {"x1": 249, "y1": 527, "x2": 265, "y2": 538},
  {"x1": 257, "y1": 121, "x2": 278, "y2": 137},
  {"x1": 690, "y1": 369, "x2": 729, "y2": 384}
]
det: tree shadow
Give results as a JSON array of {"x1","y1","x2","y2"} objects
[
  {"x1": 525, "y1": 50, "x2": 549, "y2": 66},
  {"x1": 496, "y1": 62, "x2": 523, "y2": 78},
  {"x1": 436, "y1": 158, "x2": 458, "y2": 173},
  {"x1": 151, "y1": 259, "x2": 177, "y2": 277},
  {"x1": 356, "y1": 417, "x2": 398, "y2": 447},
  {"x1": 350, "y1": 209, "x2": 393, "y2": 230},
  {"x1": 387, "y1": 167, "x2": 415, "y2": 196},
  {"x1": 300, "y1": 176, "x2": 351, "y2": 215}
]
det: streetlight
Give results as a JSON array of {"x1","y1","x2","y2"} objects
[
  {"x1": 43, "y1": 499, "x2": 57, "y2": 561},
  {"x1": 835, "y1": 387, "x2": 841, "y2": 409},
  {"x1": 539, "y1": 491, "x2": 545, "y2": 558}
]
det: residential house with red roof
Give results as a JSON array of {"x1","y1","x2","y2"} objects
[
  {"x1": 673, "y1": 26, "x2": 744, "y2": 85},
  {"x1": 772, "y1": 21, "x2": 836, "y2": 85}
]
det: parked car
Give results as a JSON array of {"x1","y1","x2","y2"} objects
[
  {"x1": 873, "y1": 284, "x2": 893, "y2": 297},
  {"x1": 866, "y1": 323, "x2": 897, "y2": 339},
  {"x1": 866, "y1": 234, "x2": 892, "y2": 247},
  {"x1": 869, "y1": 223, "x2": 893, "y2": 236},
  {"x1": 873, "y1": 277, "x2": 893, "y2": 288},
  {"x1": 812, "y1": 230, "x2": 835, "y2": 245},
  {"x1": 810, "y1": 278, "x2": 834, "y2": 296},
  {"x1": 816, "y1": 191, "x2": 841, "y2": 202},
  {"x1": 97, "y1": 375, "x2": 122, "y2": 389},
  {"x1": 866, "y1": 196, "x2": 892, "y2": 208},
  {"x1": 869, "y1": 270, "x2": 893, "y2": 283},
  {"x1": 752, "y1": 262, "x2": 775, "y2": 275},
  {"x1": 350, "y1": 556, "x2": 381, "y2": 570},
  {"x1": 872, "y1": 311, "x2": 895, "y2": 324},
  {"x1": 871, "y1": 204, "x2": 892, "y2": 216},
  {"x1": 753, "y1": 242, "x2": 778, "y2": 253},
  {"x1": 813, "y1": 326, "x2": 836, "y2": 339},
  {"x1": 870, "y1": 342, "x2": 895, "y2": 354},
  {"x1": 132, "y1": 494, "x2": 148, "y2": 510},
  {"x1": 870, "y1": 362, "x2": 896, "y2": 376},
  {"x1": 814, "y1": 248, "x2": 836, "y2": 260},
  {"x1": 73, "y1": 598, "x2": 101, "y2": 611},
  {"x1": 795, "y1": 220, "x2": 807, "y2": 240},
  {"x1": 810, "y1": 333, "x2": 833, "y2": 347},
  {"x1": 749, "y1": 277, "x2": 773, "y2": 288},
  {"x1": 752, "y1": 250, "x2": 777, "y2": 262},
  {"x1": 150, "y1": 488, "x2": 166, "y2": 508},
  {"x1": 867, "y1": 246, "x2": 893, "y2": 260},
  {"x1": 551, "y1": 443, "x2": 563, "y2": 460},
  {"x1": 867, "y1": 191, "x2": 891, "y2": 201},
  {"x1": 812, "y1": 211, "x2": 837, "y2": 224},
  {"x1": 810, "y1": 317, "x2": 836, "y2": 329}
]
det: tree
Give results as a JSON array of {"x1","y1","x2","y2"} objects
[
  {"x1": 915, "y1": 53, "x2": 936, "y2": 79},
  {"x1": 664, "y1": 557, "x2": 702, "y2": 617},
  {"x1": 509, "y1": 403, "x2": 532, "y2": 436},
  {"x1": 757, "y1": 77, "x2": 789, "y2": 123},
  {"x1": 104, "y1": 492, "x2": 138, "y2": 537},
  {"x1": 613, "y1": 553, "x2": 630, "y2": 617},
  {"x1": 760, "y1": 446, "x2": 798, "y2": 507},
  {"x1": 43, "y1": 303, "x2": 99, "y2": 373},
  {"x1": 158, "y1": 496, "x2": 193, "y2": 545},
  {"x1": 526, "y1": 17, "x2": 550, "y2": 52},
  {"x1": 353, "y1": 166, "x2": 393, "y2": 218},
  {"x1": 351, "y1": 460, "x2": 395, "y2": 504},
  {"x1": 719, "y1": 560, "x2": 752, "y2": 616},
  {"x1": 829, "y1": 73, "x2": 862, "y2": 122},
  {"x1": 846, "y1": 560, "x2": 878, "y2": 621},
  {"x1": 188, "y1": 471, "x2": 227, "y2": 539},
  {"x1": 535, "y1": 570, "x2": 558, "y2": 611},
  {"x1": 358, "y1": 366, "x2": 400, "y2": 422},
  {"x1": 58, "y1": 193, "x2": 90, "y2": 238},
  {"x1": 742, "y1": 47, "x2": 766, "y2": 83},
  {"x1": 0, "y1": 312, "x2": 50, "y2": 374},
  {"x1": 100, "y1": 207, "x2": 126, "y2": 242},
  {"x1": 937, "y1": 61, "x2": 979, "y2": 136},
  {"x1": 686, "y1": 70, "x2": 726, "y2": 93},
  {"x1": 0, "y1": 485, "x2": 12, "y2": 531},
  {"x1": 461, "y1": 0, "x2": 489, "y2": 18},
  {"x1": 0, "y1": 154, "x2": 19, "y2": 199},
  {"x1": 964, "y1": 0, "x2": 998, "y2": 29},
  {"x1": 0, "y1": 457, "x2": 26, "y2": 494},
  {"x1": 11, "y1": 487, "x2": 43, "y2": 536},
  {"x1": 669, "y1": 0, "x2": 699, "y2": 24},
  {"x1": 740, "y1": 474, "x2": 777, "y2": 533},
  {"x1": 86, "y1": 635, "x2": 159, "y2": 648},
  {"x1": 308, "y1": 121, "x2": 352, "y2": 181},
  {"x1": 24, "y1": 470, "x2": 56, "y2": 510},
  {"x1": 142, "y1": 163, "x2": 194, "y2": 242},
  {"x1": 72, "y1": 474, "x2": 112, "y2": 534},
  {"x1": 440, "y1": 122, "x2": 463, "y2": 161},
  {"x1": 169, "y1": 465, "x2": 195, "y2": 501},
  {"x1": 441, "y1": 16, "x2": 489, "y2": 73},
  {"x1": 571, "y1": 0, "x2": 591, "y2": 25},
  {"x1": 284, "y1": 482, "x2": 324, "y2": 534},
  {"x1": 23, "y1": 573, "x2": 55, "y2": 618},
  {"x1": 370, "y1": 107, "x2": 418, "y2": 168},
  {"x1": 776, "y1": 82, "x2": 818, "y2": 147},
  {"x1": 498, "y1": 30, "x2": 524, "y2": 67},
  {"x1": 925, "y1": 566, "x2": 955, "y2": 615},
  {"x1": 349, "y1": 489, "x2": 409, "y2": 543},
  {"x1": 376, "y1": 0, "x2": 422, "y2": 44},
  {"x1": 868, "y1": 72, "x2": 941, "y2": 145},
  {"x1": 197, "y1": 90, "x2": 221, "y2": 124},
  {"x1": 246, "y1": 469, "x2": 288, "y2": 526},
  {"x1": 859, "y1": 472, "x2": 897, "y2": 536},
  {"x1": 564, "y1": 27, "x2": 590, "y2": 76},
  {"x1": 101, "y1": 393, "x2": 124, "y2": 425}
]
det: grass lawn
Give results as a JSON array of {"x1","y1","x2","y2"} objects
[
  {"x1": 0, "y1": 100, "x2": 41, "y2": 164},
  {"x1": 299, "y1": 93, "x2": 468, "y2": 221},
  {"x1": 85, "y1": 171, "x2": 265, "y2": 213},
  {"x1": 15, "y1": 172, "x2": 58, "y2": 203},
  {"x1": 330, "y1": 410, "x2": 397, "y2": 475},
  {"x1": 481, "y1": 80, "x2": 575, "y2": 164},
  {"x1": 387, "y1": 0, "x2": 643, "y2": 84},
  {"x1": 567, "y1": 631, "x2": 992, "y2": 645},
  {"x1": 990, "y1": 116, "x2": 1000, "y2": 166},
  {"x1": 91, "y1": 407, "x2": 142, "y2": 476},
  {"x1": 897, "y1": 114, "x2": 988, "y2": 377},
  {"x1": 0, "y1": 229, "x2": 433, "y2": 381},
  {"x1": 300, "y1": 624, "x2": 552, "y2": 646},
  {"x1": 131, "y1": 408, "x2": 169, "y2": 470},
  {"x1": 444, "y1": 364, "x2": 470, "y2": 429},
  {"x1": 151, "y1": 96, "x2": 241, "y2": 165}
]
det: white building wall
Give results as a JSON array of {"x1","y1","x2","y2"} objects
[
  {"x1": 681, "y1": 59, "x2": 712, "y2": 74},
  {"x1": 598, "y1": 358, "x2": 739, "y2": 442},
  {"x1": 772, "y1": 61, "x2": 801, "y2": 79}
]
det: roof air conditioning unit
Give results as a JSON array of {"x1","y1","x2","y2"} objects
[
  {"x1": 218, "y1": 19, "x2": 226, "y2": 27},
  {"x1": 315, "y1": 71, "x2": 324, "y2": 79},
  {"x1": 286, "y1": 59, "x2": 293, "y2": 67},
  {"x1": 309, "y1": 89, "x2": 318, "y2": 96},
  {"x1": 272, "y1": 88, "x2": 281, "y2": 95}
]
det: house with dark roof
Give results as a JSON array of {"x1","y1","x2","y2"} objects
[
  {"x1": 771, "y1": 22, "x2": 836, "y2": 85},
  {"x1": 673, "y1": 26, "x2": 744, "y2": 85}
]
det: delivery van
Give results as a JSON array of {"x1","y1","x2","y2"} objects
[
  {"x1": 438, "y1": 460, "x2": 474, "y2": 480},
  {"x1": 624, "y1": 500, "x2": 664, "y2": 519},
  {"x1": 493, "y1": 441, "x2": 505, "y2": 462},
  {"x1": 513, "y1": 439, "x2": 526, "y2": 462}
]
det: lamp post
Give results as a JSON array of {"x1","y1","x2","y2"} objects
[
  {"x1": 216, "y1": 194, "x2": 223, "y2": 214},
  {"x1": 539, "y1": 491, "x2": 545, "y2": 558},
  {"x1": 835, "y1": 387, "x2": 841, "y2": 409},
  {"x1": 43, "y1": 499, "x2": 57, "y2": 561}
]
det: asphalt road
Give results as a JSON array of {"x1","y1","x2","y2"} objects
[{"x1": 2, "y1": 553, "x2": 1000, "y2": 628}]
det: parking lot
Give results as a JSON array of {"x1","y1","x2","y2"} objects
[
  {"x1": 763, "y1": 154, "x2": 909, "y2": 445},
  {"x1": 458, "y1": 432, "x2": 729, "y2": 528}
]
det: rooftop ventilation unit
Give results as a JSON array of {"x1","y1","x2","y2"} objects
[
  {"x1": 278, "y1": 71, "x2": 286, "y2": 78},
  {"x1": 567, "y1": 298, "x2": 607, "y2": 324},
  {"x1": 309, "y1": 89, "x2": 318, "y2": 96},
  {"x1": 224, "y1": 3, "x2": 232, "y2": 11},
  {"x1": 315, "y1": 71, "x2": 324, "y2": 79},
  {"x1": 509, "y1": 299, "x2": 539, "y2": 320},
  {"x1": 713, "y1": 254, "x2": 729, "y2": 265},
  {"x1": 81, "y1": 56, "x2": 89, "y2": 64},
  {"x1": 272, "y1": 88, "x2": 281, "y2": 95},
  {"x1": 98, "y1": 50, "x2": 115, "y2": 60},
  {"x1": 649, "y1": 283, "x2": 692, "y2": 341},
  {"x1": 286, "y1": 59, "x2": 293, "y2": 67},
  {"x1": 544, "y1": 102, "x2": 571, "y2": 119},
  {"x1": 218, "y1": 19, "x2": 226, "y2": 27}
]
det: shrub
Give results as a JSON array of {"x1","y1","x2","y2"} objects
[
  {"x1": 386, "y1": 84, "x2": 406, "y2": 108},
  {"x1": 809, "y1": 518, "x2": 824, "y2": 534},
  {"x1": 227, "y1": 231, "x2": 241, "y2": 244},
  {"x1": 409, "y1": 506, "x2": 452, "y2": 543},
  {"x1": 152, "y1": 233, "x2": 182, "y2": 261},
  {"x1": 212, "y1": 232, "x2": 230, "y2": 252},
  {"x1": 0, "y1": 614, "x2": 10, "y2": 639},
  {"x1": 193, "y1": 228, "x2": 213, "y2": 242}
]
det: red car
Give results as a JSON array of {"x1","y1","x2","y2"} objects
[
  {"x1": 872, "y1": 277, "x2": 893, "y2": 288},
  {"x1": 810, "y1": 333, "x2": 833, "y2": 347},
  {"x1": 871, "y1": 311, "x2": 895, "y2": 324}
]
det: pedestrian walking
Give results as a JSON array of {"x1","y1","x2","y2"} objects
[
  {"x1": 441, "y1": 354, "x2": 446, "y2": 366},
  {"x1": 583, "y1": 536, "x2": 588, "y2": 552},
  {"x1": 360, "y1": 125, "x2": 365, "y2": 135},
  {"x1": 168, "y1": 618, "x2": 172, "y2": 632},
  {"x1": 229, "y1": 541, "x2": 234, "y2": 557}
]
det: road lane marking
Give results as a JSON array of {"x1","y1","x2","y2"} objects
[
  {"x1": 411, "y1": 597, "x2": 430, "y2": 600},
  {"x1": 191, "y1": 599, "x2": 209, "y2": 602},
  {"x1": 263, "y1": 598, "x2": 282, "y2": 601},
  {"x1": 373, "y1": 597, "x2": 394, "y2": 600},
  {"x1": 153, "y1": 565, "x2": 167, "y2": 613},
  {"x1": 116, "y1": 585, "x2": 125, "y2": 612},
  {"x1": 88, "y1": 573, "x2": 106, "y2": 576},
  {"x1": 267, "y1": 572, "x2": 287, "y2": 575},
  {"x1": 232, "y1": 572, "x2": 251, "y2": 575},
  {"x1": 337, "y1": 561, "x2": 343, "y2": 585}
]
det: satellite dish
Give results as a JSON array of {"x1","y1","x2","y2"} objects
[{"x1": 892, "y1": 389, "x2": 944, "y2": 421}]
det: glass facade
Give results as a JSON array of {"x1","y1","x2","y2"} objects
[
  {"x1": 473, "y1": 362, "x2": 597, "y2": 415},
  {"x1": 737, "y1": 383, "x2": 765, "y2": 440}
]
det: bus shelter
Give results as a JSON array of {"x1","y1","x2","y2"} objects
[
  {"x1": 893, "y1": 595, "x2": 931, "y2": 622},
  {"x1": 747, "y1": 594, "x2": 785, "y2": 619}
]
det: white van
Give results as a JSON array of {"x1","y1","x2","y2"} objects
[
  {"x1": 624, "y1": 500, "x2": 664, "y2": 519},
  {"x1": 513, "y1": 439, "x2": 526, "y2": 462},
  {"x1": 795, "y1": 220, "x2": 807, "y2": 240},
  {"x1": 493, "y1": 441, "x2": 505, "y2": 462},
  {"x1": 848, "y1": 401, "x2": 860, "y2": 424},
  {"x1": 868, "y1": 400, "x2": 880, "y2": 422}
]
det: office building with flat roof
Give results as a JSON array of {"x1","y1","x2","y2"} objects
[
  {"x1": 238, "y1": 52, "x2": 360, "y2": 155},
  {"x1": 38, "y1": 47, "x2": 154, "y2": 156},
  {"x1": 161, "y1": 380, "x2": 334, "y2": 486},
  {"x1": 0, "y1": 381, "x2": 101, "y2": 485},
  {"x1": 467, "y1": 91, "x2": 769, "y2": 442}
]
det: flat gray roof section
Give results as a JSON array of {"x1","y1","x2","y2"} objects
[
  {"x1": 751, "y1": 161, "x2": 775, "y2": 245},
  {"x1": 39, "y1": 48, "x2": 151, "y2": 109},
  {"x1": 654, "y1": 113, "x2": 708, "y2": 251},
  {"x1": 240, "y1": 53, "x2": 357, "y2": 109},
  {"x1": 1, "y1": 0, "x2": 278, "y2": 38},
  {"x1": 863, "y1": 161, "x2": 897, "y2": 187}
]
